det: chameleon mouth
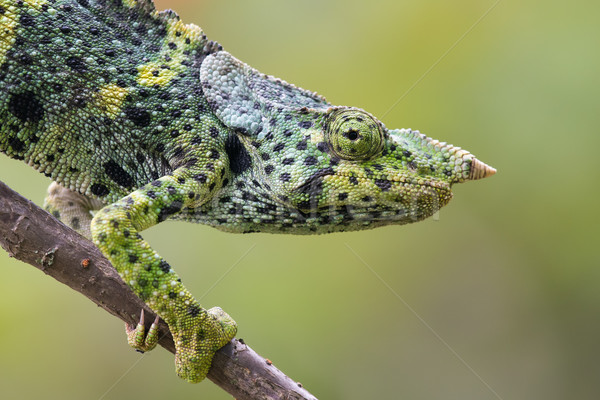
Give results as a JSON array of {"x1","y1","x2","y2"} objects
[{"x1": 295, "y1": 167, "x2": 451, "y2": 195}]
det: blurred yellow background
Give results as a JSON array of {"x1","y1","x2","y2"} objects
[{"x1": 1, "y1": 0, "x2": 598, "y2": 399}]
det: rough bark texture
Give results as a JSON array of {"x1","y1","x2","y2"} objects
[{"x1": 0, "y1": 180, "x2": 317, "y2": 400}]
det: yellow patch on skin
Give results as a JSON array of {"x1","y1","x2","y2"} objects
[
  {"x1": 0, "y1": 2, "x2": 20, "y2": 65},
  {"x1": 0, "y1": 0, "x2": 48, "y2": 64},
  {"x1": 137, "y1": 63, "x2": 178, "y2": 87},
  {"x1": 20, "y1": 0, "x2": 48, "y2": 9},
  {"x1": 136, "y1": 19, "x2": 205, "y2": 87},
  {"x1": 121, "y1": 0, "x2": 139, "y2": 8},
  {"x1": 92, "y1": 83, "x2": 130, "y2": 118},
  {"x1": 167, "y1": 19, "x2": 204, "y2": 45}
]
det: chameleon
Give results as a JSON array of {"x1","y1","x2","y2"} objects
[{"x1": 0, "y1": 0, "x2": 495, "y2": 383}]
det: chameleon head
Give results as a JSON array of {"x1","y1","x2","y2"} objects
[
  {"x1": 199, "y1": 51, "x2": 495, "y2": 232},
  {"x1": 281, "y1": 107, "x2": 496, "y2": 230}
]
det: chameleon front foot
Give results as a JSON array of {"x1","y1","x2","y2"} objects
[
  {"x1": 172, "y1": 306, "x2": 237, "y2": 383},
  {"x1": 126, "y1": 309, "x2": 160, "y2": 353}
]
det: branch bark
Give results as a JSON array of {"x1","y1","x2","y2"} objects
[{"x1": 0, "y1": 180, "x2": 317, "y2": 400}]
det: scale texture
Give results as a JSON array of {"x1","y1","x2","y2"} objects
[{"x1": 0, "y1": 0, "x2": 495, "y2": 382}]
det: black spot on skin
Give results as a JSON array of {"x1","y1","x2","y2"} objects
[
  {"x1": 225, "y1": 134, "x2": 252, "y2": 175},
  {"x1": 90, "y1": 183, "x2": 109, "y2": 196},
  {"x1": 298, "y1": 121, "x2": 313, "y2": 129},
  {"x1": 194, "y1": 173, "x2": 207, "y2": 183},
  {"x1": 65, "y1": 56, "x2": 87, "y2": 72},
  {"x1": 361, "y1": 196, "x2": 372, "y2": 202},
  {"x1": 273, "y1": 143, "x2": 285, "y2": 152},
  {"x1": 296, "y1": 141, "x2": 307, "y2": 151},
  {"x1": 128, "y1": 254, "x2": 138, "y2": 263},
  {"x1": 136, "y1": 152, "x2": 145, "y2": 165},
  {"x1": 103, "y1": 160, "x2": 134, "y2": 188},
  {"x1": 349, "y1": 176, "x2": 358, "y2": 185},
  {"x1": 338, "y1": 193, "x2": 348, "y2": 201},
  {"x1": 209, "y1": 126, "x2": 220, "y2": 137},
  {"x1": 8, "y1": 91, "x2": 44, "y2": 123},
  {"x1": 209, "y1": 150, "x2": 220, "y2": 159},
  {"x1": 158, "y1": 201, "x2": 183, "y2": 222},
  {"x1": 317, "y1": 142, "x2": 329, "y2": 153},
  {"x1": 375, "y1": 179, "x2": 392, "y2": 191},
  {"x1": 19, "y1": 13, "x2": 35, "y2": 26},
  {"x1": 187, "y1": 304, "x2": 201, "y2": 317},
  {"x1": 158, "y1": 260, "x2": 171, "y2": 273},
  {"x1": 304, "y1": 156, "x2": 317, "y2": 166},
  {"x1": 280, "y1": 173, "x2": 291, "y2": 182},
  {"x1": 71, "y1": 217, "x2": 80, "y2": 230},
  {"x1": 124, "y1": 106, "x2": 151, "y2": 127},
  {"x1": 264, "y1": 165, "x2": 274, "y2": 174},
  {"x1": 8, "y1": 136, "x2": 25, "y2": 152}
]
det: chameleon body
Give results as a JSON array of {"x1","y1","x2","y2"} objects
[{"x1": 0, "y1": 0, "x2": 495, "y2": 383}]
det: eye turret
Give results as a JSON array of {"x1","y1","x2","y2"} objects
[{"x1": 325, "y1": 108, "x2": 384, "y2": 161}]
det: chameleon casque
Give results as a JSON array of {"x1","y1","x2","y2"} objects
[{"x1": 0, "y1": 0, "x2": 495, "y2": 383}]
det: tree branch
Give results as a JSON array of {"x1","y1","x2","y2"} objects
[{"x1": 0, "y1": 180, "x2": 317, "y2": 400}]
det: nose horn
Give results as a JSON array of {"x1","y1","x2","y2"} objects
[{"x1": 469, "y1": 158, "x2": 497, "y2": 180}]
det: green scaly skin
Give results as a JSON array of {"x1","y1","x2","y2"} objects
[{"x1": 0, "y1": 0, "x2": 495, "y2": 383}]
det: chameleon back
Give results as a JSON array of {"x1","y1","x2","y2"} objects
[{"x1": 0, "y1": 0, "x2": 218, "y2": 203}]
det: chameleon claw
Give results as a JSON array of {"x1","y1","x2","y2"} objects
[{"x1": 126, "y1": 309, "x2": 160, "y2": 353}]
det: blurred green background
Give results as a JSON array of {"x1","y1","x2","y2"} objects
[{"x1": 1, "y1": 0, "x2": 599, "y2": 399}]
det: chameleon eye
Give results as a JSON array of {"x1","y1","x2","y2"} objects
[{"x1": 325, "y1": 109, "x2": 384, "y2": 161}]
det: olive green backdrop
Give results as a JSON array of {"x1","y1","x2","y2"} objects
[{"x1": 1, "y1": 1, "x2": 598, "y2": 399}]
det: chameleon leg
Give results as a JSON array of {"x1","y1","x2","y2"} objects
[
  {"x1": 44, "y1": 182, "x2": 104, "y2": 239},
  {"x1": 90, "y1": 172, "x2": 237, "y2": 383}
]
